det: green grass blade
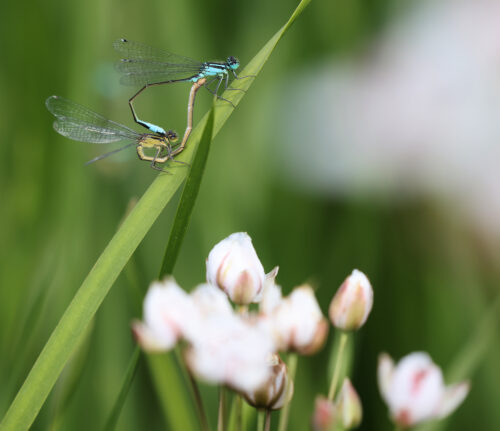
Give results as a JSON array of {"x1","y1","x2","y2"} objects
[
  {"x1": 145, "y1": 352, "x2": 199, "y2": 431},
  {"x1": 0, "y1": 1, "x2": 311, "y2": 429},
  {"x1": 102, "y1": 347, "x2": 140, "y2": 431},
  {"x1": 159, "y1": 106, "x2": 215, "y2": 278},
  {"x1": 0, "y1": 171, "x2": 187, "y2": 431}
]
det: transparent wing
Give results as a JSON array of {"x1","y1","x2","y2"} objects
[
  {"x1": 118, "y1": 69, "x2": 203, "y2": 86},
  {"x1": 114, "y1": 39, "x2": 201, "y2": 65},
  {"x1": 46, "y1": 96, "x2": 139, "y2": 143},
  {"x1": 114, "y1": 39, "x2": 203, "y2": 86}
]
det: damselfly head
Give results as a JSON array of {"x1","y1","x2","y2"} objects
[
  {"x1": 227, "y1": 56, "x2": 240, "y2": 70},
  {"x1": 166, "y1": 130, "x2": 179, "y2": 143}
]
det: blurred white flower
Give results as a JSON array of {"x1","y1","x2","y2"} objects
[
  {"x1": 179, "y1": 283, "x2": 235, "y2": 341},
  {"x1": 311, "y1": 379, "x2": 362, "y2": 431},
  {"x1": 206, "y1": 232, "x2": 265, "y2": 305},
  {"x1": 336, "y1": 378, "x2": 362, "y2": 429},
  {"x1": 185, "y1": 312, "x2": 276, "y2": 393},
  {"x1": 277, "y1": 0, "x2": 500, "y2": 237},
  {"x1": 262, "y1": 284, "x2": 329, "y2": 355},
  {"x1": 329, "y1": 269, "x2": 373, "y2": 331},
  {"x1": 134, "y1": 278, "x2": 278, "y2": 393},
  {"x1": 242, "y1": 354, "x2": 293, "y2": 410},
  {"x1": 190, "y1": 283, "x2": 234, "y2": 317},
  {"x1": 132, "y1": 278, "x2": 196, "y2": 352},
  {"x1": 378, "y1": 352, "x2": 470, "y2": 427},
  {"x1": 260, "y1": 270, "x2": 283, "y2": 315}
]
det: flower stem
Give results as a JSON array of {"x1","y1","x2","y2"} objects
[
  {"x1": 264, "y1": 410, "x2": 271, "y2": 431},
  {"x1": 187, "y1": 370, "x2": 210, "y2": 431},
  {"x1": 277, "y1": 353, "x2": 298, "y2": 431},
  {"x1": 328, "y1": 332, "x2": 349, "y2": 400},
  {"x1": 236, "y1": 394, "x2": 242, "y2": 431},
  {"x1": 218, "y1": 387, "x2": 226, "y2": 431},
  {"x1": 257, "y1": 411, "x2": 265, "y2": 431}
]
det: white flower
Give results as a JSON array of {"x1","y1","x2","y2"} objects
[
  {"x1": 185, "y1": 313, "x2": 276, "y2": 393},
  {"x1": 190, "y1": 283, "x2": 234, "y2": 317},
  {"x1": 181, "y1": 283, "x2": 234, "y2": 341},
  {"x1": 260, "y1": 269, "x2": 282, "y2": 315},
  {"x1": 242, "y1": 354, "x2": 293, "y2": 410},
  {"x1": 329, "y1": 270, "x2": 373, "y2": 331},
  {"x1": 378, "y1": 352, "x2": 470, "y2": 428},
  {"x1": 263, "y1": 284, "x2": 329, "y2": 355},
  {"x1": 206, "y1": 232, "x2": 265, "y2": 305},
  {"x1": 132, "y1": 278, "x2": 197, "y2": 352}
]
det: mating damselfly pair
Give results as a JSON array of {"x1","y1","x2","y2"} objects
[{"x1": 46, "y1": 39, "x2": 253, "y2": 172}]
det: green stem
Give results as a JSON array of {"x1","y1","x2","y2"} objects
[
  {"x1": 218, "y1": 387, "x2": 226, "y2": 431},
  {"x1": 277, "y1": 353, "x2": 298, "y2": 431},
  {"x1": 328, "y1": 332, "x2": 349, "y2": 400},
  {"x1": 187, "y1": 370, "x2": 210, "y2": 431},
  {"x1": 102, "y1": 347, "x2": 140, "y2": 431},
  {"x1": 256, "y1": 411, "x2": 265, "y2": 431},
  {"x1": 236, "y1": 395, "x2": 242, "y2": 431}
]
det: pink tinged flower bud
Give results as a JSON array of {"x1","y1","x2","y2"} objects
[
  {"x1": 329, "y1": 269, "x2": 373, "y2": 331},
  {"x1": 377, "y1": 352, "x2": 470, "y2": 428},
  {"x1": 242, "y1": 354, "x2": 293, "y2": 410},
  {"x1": 206, "y1": 232, "x2": 265, "y2": 305},
  {"x1": 268, "y1": 285, "x2": 329, "y2": 355},
  {"x1": 336, "y1": 378, "x2": 362, "y2": 429},
  {"x1": 132, "y1": 278, "x2": 196, "y2": 352},
  {"x1": 312, "y1": 396, "x2": 336, "y2": 431}
]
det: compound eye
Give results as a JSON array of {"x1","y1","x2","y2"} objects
[{"x1": 168, "y1": 131, "x2": 179, "y2": 142}]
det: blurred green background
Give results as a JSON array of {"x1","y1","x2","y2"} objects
[{"x1": 1, "y1": 0, "x2": 499, "y2": 429}]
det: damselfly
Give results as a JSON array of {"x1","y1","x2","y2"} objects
[
  {"x1": 114, "y1": 38, "x2": 253, "y2": 132},
  {"x1": 45, "y1": 95, "x2": 178, "y2": 172}
]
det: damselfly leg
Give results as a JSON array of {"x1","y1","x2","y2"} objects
[
  {"x1": 128, "y1": 78, "x2": 192, "y2": 133},
  {"x1": 232, "y1": 70, "x2": 256, "y2": 80}
]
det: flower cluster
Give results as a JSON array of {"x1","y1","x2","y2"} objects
[
  {"x1": 133, "y1": 231, "x2": 470, "y2": 429},
  {"x1": 133, "y1": 232, "x2": 331, "y2": 405},
  {"x1": 133, "y1": 280, "x2": 274, "y2": 393}
]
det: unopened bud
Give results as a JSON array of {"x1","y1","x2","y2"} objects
[
  {"x1": 336, "y1": 378, "x2": 362, "y2": 429},
  {"x1": 267, "y1": 285, "x2": 329, "y2": 355},
  {"x1": 242, "y1": 354, "x2": 292, "y2": 410},
  {"x1": 206, "y1": 232, "x2": 265, "y2": 305},
  {"x1": 311, "y1": 396, "x2": 336, "y2": 431},
  {"x1": 329, "y1": 270, "x2": 373, "y2": 331}
]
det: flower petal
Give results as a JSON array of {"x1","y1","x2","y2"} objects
[
  {"x1": 435, "y1": 381, "x2": 470, "y2": 419},
  {"x1": 377, "y1": 353, "x2": 395, "y2": 403}
]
